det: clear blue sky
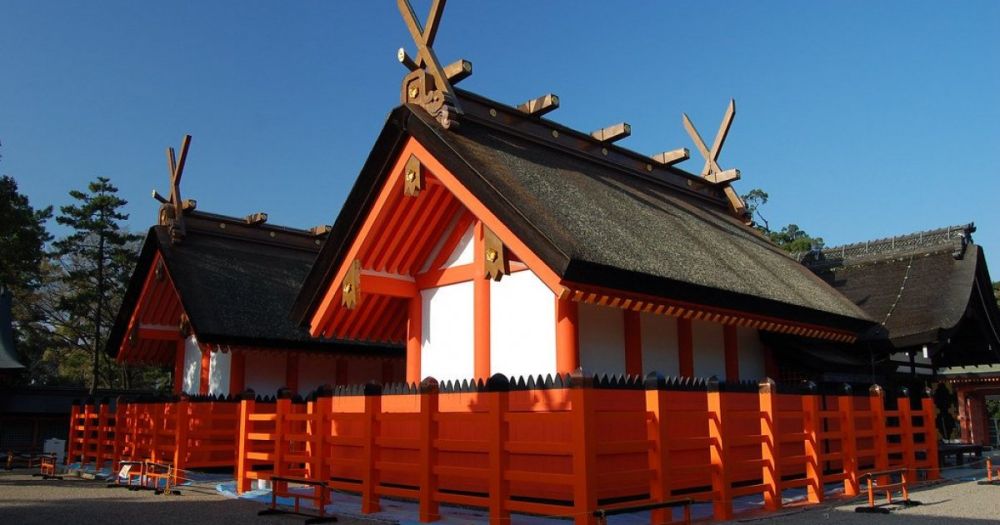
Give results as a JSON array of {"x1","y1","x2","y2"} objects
[{"x1": 2, "y1": 2, "x2": 999, "y2": 263}]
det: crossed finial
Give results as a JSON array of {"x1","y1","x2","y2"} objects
[
  {"x1": 397, "y1": 0, "x2": 464, "y2": 128},
  {"x1": 682, "y1": 100, "x2": 747, "y2": 219},
  {"x1": 152, "y1": 134, "x2": 196, "y2": 243}
]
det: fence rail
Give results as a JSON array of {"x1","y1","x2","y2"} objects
[{"x1": 67, "y1": 374, "x2": 939, "y2": 524}]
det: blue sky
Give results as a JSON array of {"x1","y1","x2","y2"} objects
[{"x1": 2, "y1": 1, "x2": 998, "y2": 262}]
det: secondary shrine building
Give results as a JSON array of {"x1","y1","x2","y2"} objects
[
  {"x1": 108, "y1": 209, "x2": 404, "y2": 396},
  {"x1": 291, "y1": 90, "x2": 875, "y2": 385}
]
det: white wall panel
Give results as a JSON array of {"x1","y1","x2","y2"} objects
[
  {"x1": 640, "y1": 313, "x2": 679, "y2": 377},
  {"x1": 441, "y1": 224, "x2": 474, "y2": 268},
  {"x1": 490, "y1": 270, "x2": 556, "y2": 379},
  {"x1": 737, "y1": 328, "x2": 766, "y2": 381},
  {"x1": 421, "y1": 282, "x2": 474, "y2": 382},
  {"x1": 244, "y1": 352, "x2": 287, "y2": 397},
  {"x1": 692, "y1": 320, "x2": 726, "y2": 378},
  {"x1": 208, "y1": 349, "x2": 231, "y2": 396},
  {"x1": 182, "y1": 335, "x2": 201, "y2": 394},
  {"x1": 578, "y1": 303, "x2": 625, "y2": 375}
]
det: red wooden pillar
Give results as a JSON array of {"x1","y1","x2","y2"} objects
[
  {"x1": 407, "y1": 296, "x2": 422, "y2": 384},
  {"x1": 802, "y1": 388, "x2": 824, "y2": 503},
  {"x1": 199, "y1": 346, "x2": 211, "y2": 395},
  {"x1": 723, "y1": 325, "x2": 739, "y2": 380},
  {"x1": 759, "y1": 379, "x2": 781, "y2": 510},
  {"x1": 418, "y1": 380, "x2": 440, "y2": 522},
  {"x1": 229, "y1": 351, "x2": 246, "y2": 396},
  {"x1": 473, "y1": 222, "x2": 491, "y2": 381},
  {"x1": 236, "y1": 394, "x2": 255, "y2": 494},
  {"x1": 569, "y1": 373, "x2": 597, "y2": 525},
  {"x1": 285, "y1": 354, "x2": 300, "y2": 394},
  {"x1": 838, "y1": 388, "x2": 859, "y2": 496},
  {"x1": 173, "y1": 339, "x2": 185, "y2": 394},
  {"x1": 555, "y1": 296, "x2": 579, "y2": 373},
  {"x1": 922, "y1": 392, "x2": 941, "y2": 480},
  {"x1": 623, "y1": 310, "x2": 642, "y2": 376},
  {"x1": 361, "y1": 385, "x2": 382, "y2": 514},
  {"x1": 708, "y1": 383, "x2": 732, "y2": 520},
  {"x1": 678, "y1": 319, "x2": 694, "y2": 377},
  {"x1": 487, "y1": 377, "x2": 510, "y2": 525}
]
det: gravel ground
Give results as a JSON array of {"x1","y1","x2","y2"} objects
[
  {"x1": 3, "y1": 468, "x2": 1000, "y2": 524},
  {"x1": 0, "y1": 470, "x2": 370, "y2": 525},
  {"x1": 721, "y1": 478, "x2": 1000, "y2": 525}
]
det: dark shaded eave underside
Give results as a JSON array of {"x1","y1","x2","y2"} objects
[{"x1": 295, "y1": 105, "x2": 872, "y2": 336}]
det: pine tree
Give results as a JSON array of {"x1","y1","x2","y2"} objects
[{"x1": 52, "y1": 177, "x2": 141, "y2": 393}]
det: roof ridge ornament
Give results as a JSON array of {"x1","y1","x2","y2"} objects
[
  {"x1": 397, "y1": 0, "x2": 464, "y2": 129},
  {"x1": 152, "y1": 134, "x2": 197, "y2": 244},
  {"x1": 682, "y1": 100, "x2": 749, "y2": 222}
]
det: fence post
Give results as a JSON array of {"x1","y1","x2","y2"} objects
[
  {"x1": 870, "y1": 385, "x2": 888, "y2": 484},
  {"x1": 67, "y1": 402, "x2": 80, "y2": 465},
  {"x1": 112, "y1": 398, "x2": 125, "y2": 472},
  {"x1": 173, "y1": 397, "x2": 190, "y2": 485},
  {"x1": 569, "y1": 370, "x2": 597, "y2": 525},
  {"x1": 759, "y1": 378, "x2": 782, "y2": 510},
  {"x1": 707, "y1": 377, "x2": 732, "y2": 521},
  {"x1": 922, "y1": 388, "x2": 940, "y2": 480},
  {"x1": 486, "y1": 374, "x2": 510, "y2": 525},
  {"x1": 362, "y1": 383, "x2": 383, "y2": 514},
  {"x1": 897, "y1": 388, "x2": 916, "y2": 482},
  {"x1": 838, "y1": 385, "x2": 859, "y2": 496},
  {"x1": 276, "y1": 389, "x2": 294, "y2": 478},
  {"x1": 311, "y1": 386, "x2": 333, "y2": 482},
  {"x1": 801, "y1": 382, "x2": 823, "y2": 503},
  {"x1": 82, "y1": 401, "x2": 94, "y2": 467},
  {"x1": 236, "y1": 390, "x2": 256, "y2": 494},
  {"x1": 645, "y1": 374, "x2": 672, "y2": 525},
  {"x1": 418, "y1": 379, "x2": 440, "y2": 522}
]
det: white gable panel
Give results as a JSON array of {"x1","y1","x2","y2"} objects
[{"x1": 490, "y1": 270, "x2": 556, "y2": 379}]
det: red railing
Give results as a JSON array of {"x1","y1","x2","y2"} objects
[{"x1": 233, "y1": 374, "x2": 939, "y2": 524}]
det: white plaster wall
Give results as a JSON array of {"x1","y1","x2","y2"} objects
[
  {"x1": 298, "y1": 353, "x2": 339, "y2": 393},
  {"x1": 181, "y1": 335, "x2": 201, "y2": 395},
  {"x1": 441, "y1": 224, "x2": 474, "y2": 269},
  {"x1": 490, "y1": 270, "x2": 556, "y2": 379},
  {"x1": 578, "y1": 303, "x2": 625, "y2": 375},
  {"x1": 421, "y1": 282, "x2": 474, "y2": 382},
  {"x1": 208, "y1": 350, "x2": 231, "y2": 396},
  {"x1": 737, "y1": 327, "x2": 766, "y2": 381},
  {"x1": 244, "y1": 352, "x2": 287, "y2": 397},
  {"x1": 640, "y1": 313, "x2": 680, "y2": 377},
  {"x1": 692, "y1": 320, "x2": 726, "y2": 378}
]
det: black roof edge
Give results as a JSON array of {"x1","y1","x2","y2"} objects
[
  {"x1": 105, "y1": 227, "x2": 161, "y2": 358},
  {"x1": 195, "y1": 332, "x2": 403, "y2": 358},
  {"x1": 562, "y1": 258, "x2": 876, "y2": 336},
  {"x1": 291, "y1": 106, "x2": 412, "y2": 326}
]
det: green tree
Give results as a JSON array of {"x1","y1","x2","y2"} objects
[
  {"x1": 741, "y1": 188, "x2": 824, "y2": 252},
  {"x1": 51, "y1": 177, "x2": 142, "y2": 393},
  {"x1": 0, "y1": 151, "x2": 55, "y2": 383}
]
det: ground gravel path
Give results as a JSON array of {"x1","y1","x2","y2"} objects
[{"x1": 0, "y1": 470, "x2": 369, "y2": 525}]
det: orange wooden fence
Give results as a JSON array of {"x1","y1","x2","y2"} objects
[
  {"x1": 233, "y1": 374, "x2": 940, "y2": 524},
  {"x1": 67, "y1": 395, "x2": 241, "y2": 482}
]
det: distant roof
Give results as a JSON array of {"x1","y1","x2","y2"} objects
[
  {"x1": 107, "y1": 210, "x2": 402, "y2": 358},
  {"x1": 294, "y1": 90, "x2": 874, "y2": 335},
  {"x1": 799, "y1": 224, "x2": 1000, "y2": 365},
  {"x1": 0, "y1": 286, "x2": 25, "y2": 370}
]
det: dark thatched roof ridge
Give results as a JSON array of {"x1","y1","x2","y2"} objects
[
  {"x1": 106, "y1": 211, "x2": 402, "y2": 358},
  {"x1": 293, "y1": 91, "x2": 874, "y2": 335}
]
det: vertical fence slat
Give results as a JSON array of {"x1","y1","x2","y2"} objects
[
  {"x1": 488, "y1": 376, "x2": 510, "y2": 525},
  {"x1": 759, "y1": 379, "x2": 781, "y2": 511},
  {"x1": 922, "y1": 393, "x2": 940, "y2": 480},
  {"x1": 236, "y1": 395, "x2": 255, "y2": 493},
  {"x1": 708, "y1": 383, "x2": 732, "y2": 521},
  {"x1": 838, "y1": 388, "x2": 859, "y2": 496},
  {"x1": 418, "y1": 381, "x2": 439, "y2": 522},
  {"x1": 571, "y1": 374, "x2": 598, "y2": 525},
  {"x1": 802, "y1": 389, "x2": 823, "y2": 503},
  {"x1": 362, "y1": 386, "x2": 382, "y2": 514}
]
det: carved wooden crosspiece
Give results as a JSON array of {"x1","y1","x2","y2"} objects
[
  {"x1": 682, "y1": 100, "x2": 748, "y2": 220},
  {"x1": 397, "y1": 0, "x2": 462, "y2": 129},
  {"x1": 153, "y1": 134, "x2": 197, "y2": 243},
  {"x1": 341, "y1": 260, "x2": 362, "y2": 310},
  {"x1": 483, "y1": 226, "x2": 509, "y2": 282}
]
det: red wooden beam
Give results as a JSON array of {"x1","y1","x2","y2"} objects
[
  {"x1": 138, "y1": 324, "x2": 182, "y2": 341},
  {"x1": 360, "y1": 273, "x2": 418, "y2": 298}
]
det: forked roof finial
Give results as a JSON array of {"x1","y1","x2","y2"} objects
[
  {"x1": 396, "y1": 0, "x2": 466, "y2": 129},
  {"x1": 152, "y1": 134, "x2": 197, "y2": 243},
  {"x1": 682, "y1": 99, "x2": 748, "y2": 221}
]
